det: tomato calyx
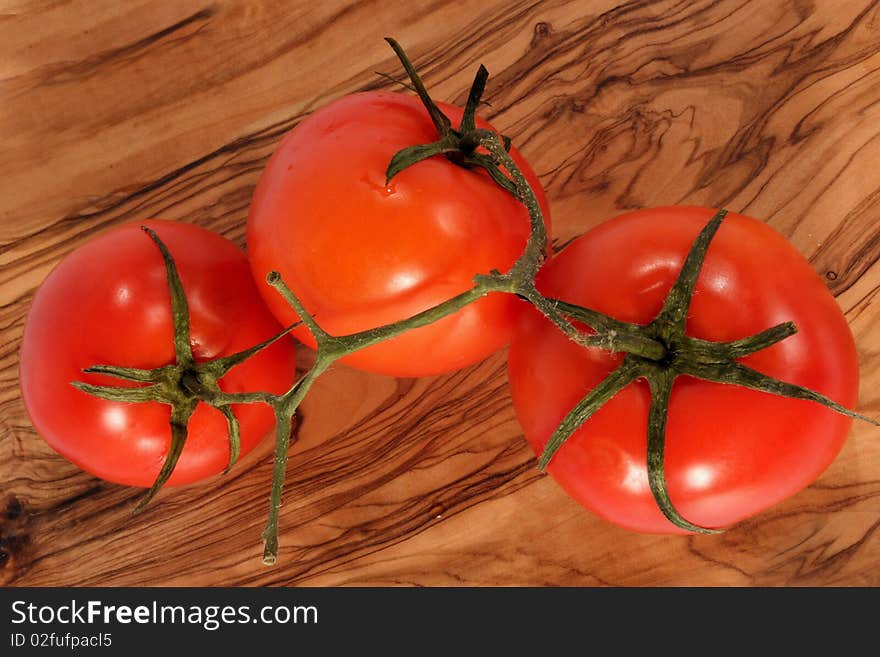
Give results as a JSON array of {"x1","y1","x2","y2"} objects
[
  {"x1": 536, "y1": 209, "x2": 878, "y2": 533},
  {"x1": 383, "y1": 37, "x2": 517, "y2": 196},
  {"x1": 72, "y1": 227, "x2": 292, "y2": 512}
]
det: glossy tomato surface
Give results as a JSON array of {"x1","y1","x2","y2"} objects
[
  {"x1": 247, "y1": 91, "x2": 550, "y2": 377},
  {"x1": 508, "y1": 206, "x2": 860, "y2": 532},
  {"x1": 20, "y1": 220, "x2": 297, "y2": 488}
]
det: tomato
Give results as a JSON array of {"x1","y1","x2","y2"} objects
[
  {"x1": 247, "y1": 91, "x2": 550, "y2": 377},
  {"x1": 508, "y1": 206, "x2": 860, "y2": 532},
  {"x1": 19, "y1": 220, "x2": 296, "y2": 488}
]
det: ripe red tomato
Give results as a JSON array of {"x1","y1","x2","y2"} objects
[
  {"x1": 508, "y1": 206, "x2": 860, "y2": 532},
  {"x1": 247, "y1": 91, "x2": 550, "y2": 377},
  {"x1": 20, "y1": 220, "x2": 296, "y2": 488}
]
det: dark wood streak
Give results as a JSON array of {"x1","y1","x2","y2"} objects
[
  {"x1": 1, "y1": 0, "x2": 879, "y2": 586},
  {"x1": 813, "y1": 184, "x2": 880, "y2": 295},
  {"x1": 38, "y1": 6, "x2": 220, "y2": 87}
]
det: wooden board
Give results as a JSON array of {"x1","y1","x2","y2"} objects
[{"x1": 1, "y1": 0, "x2": 879, "y2": 586}]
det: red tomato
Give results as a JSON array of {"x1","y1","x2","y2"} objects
[
  {"x1": 20, "y1": 220, "x2": 296, "y2": 488},
  {"x1": 508, "y1": 206, "x2": 860, "y2": 532},
  {"x1": 247, "y1": 91, "x2": 550, "y2": 377}
]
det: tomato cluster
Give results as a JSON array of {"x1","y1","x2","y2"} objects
[{"x1": 19, "y1": 41, "x2": 867, "y2": 552}]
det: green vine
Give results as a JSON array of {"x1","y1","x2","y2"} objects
[{"x1": 75, "y1": 39, "x2": 878, "y2": 564}]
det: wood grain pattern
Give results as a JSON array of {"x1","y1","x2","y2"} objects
[{"x1": 1, "y1": 0, "x2": 879, "y2": 586}]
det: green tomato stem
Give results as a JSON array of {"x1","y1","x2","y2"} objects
[
  {"x1": 644, "y1": 367, "x2": 722, "y2": 534},
  {"x1": 261, "y1": 363, "x2": 325, "y2": 565}
]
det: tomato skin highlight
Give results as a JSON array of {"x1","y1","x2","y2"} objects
[
  {"x1": 508, "y1": 206, "x2": 860, "y2": 532},
  {"x1": 247, "y1": 91, "x2": 550, "y2": 377},
  {"x1": 19, "y1": 220, "x2": 297, "y2": 488}
]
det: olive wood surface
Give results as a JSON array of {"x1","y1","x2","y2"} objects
[{"x1": 1, "y1": 0, "x2": 878, "y2": 586}]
